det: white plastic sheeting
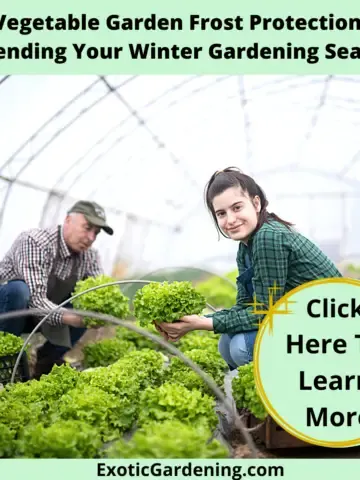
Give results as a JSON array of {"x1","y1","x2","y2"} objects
[{"x1": 1, "y1": 74, "x2": 360, "y2": 276}]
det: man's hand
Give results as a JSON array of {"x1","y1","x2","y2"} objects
[{"x1": 62, "y1": 312, "x2": 85, "y2": 328}]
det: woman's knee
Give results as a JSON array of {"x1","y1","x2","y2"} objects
[
  {"x1": 218, "y1": 334, "x2": 237, "y2": 369},
  {"x1": 218, "y1": 333, "x2": 230, "y2": 353},
  {"x1": 229, "y1": 333, "x2": 254, "y2": 367}
]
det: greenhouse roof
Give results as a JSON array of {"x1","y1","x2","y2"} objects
[{"x1": 1, "y1": 74, "x2": 359, "y2": 276}]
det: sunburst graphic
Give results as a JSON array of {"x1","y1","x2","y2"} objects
[{"x1": 246, "y1": 282, "x2": 296, "y2": 334}]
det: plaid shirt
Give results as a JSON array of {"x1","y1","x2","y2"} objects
[
  {"x1": 0, "y1": 226, "x2": 103, "y2": 326},
  {"x1": 207, "y1": 220, "x2": 342, "y2": 334}
]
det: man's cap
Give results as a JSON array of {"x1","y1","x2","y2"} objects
[{"x1": 68, "y1": 201, "x2": 114, "y2": 235}]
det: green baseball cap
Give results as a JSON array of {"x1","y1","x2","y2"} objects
[{"x1": 68, "y1": 200, "x2": 114, "y2": 235}]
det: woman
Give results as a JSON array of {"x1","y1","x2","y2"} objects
[{"x1": 158, "y1": 167, "x2": 342, "y2": 369}]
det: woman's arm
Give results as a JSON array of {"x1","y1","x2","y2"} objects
[
  {"x1": 159, "y1": 228, "x2": 290, "y2": 340},
  {"x1": 210, "y1": 228, "x2": 289, "y2": 333}
]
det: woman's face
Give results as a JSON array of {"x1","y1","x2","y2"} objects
[{"x1": 212, "y1": 187, "x2": 261, "y2": 242}]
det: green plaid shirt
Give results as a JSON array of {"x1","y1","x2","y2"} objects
[{"x1": 207, "y1": 220, "x2": 342, "y2": 334}]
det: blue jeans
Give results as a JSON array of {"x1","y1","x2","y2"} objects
[
  {"x1": 218, "y1": 330, "x2": 258, "y2": 369},
  {"x1": 0, "y1": 280, "x2": 86, "y2": 358}
]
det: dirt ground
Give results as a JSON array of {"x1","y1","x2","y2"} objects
[{"x1": 27, "y1": 326, "x2": 116, "y2": 374}]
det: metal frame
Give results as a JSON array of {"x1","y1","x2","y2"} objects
[
  {"x1": 238, "y1": 75, "x2": 253, "y2": 172},
  {"x1": 1, "y1": 74, "x2": 360, "y2": 269},
  {"x1": 291, "y1": 74, "x2": 333, "y2": 169},
  {"x1": 37, "y1": 75, "x2": 232, "y2": 227}
]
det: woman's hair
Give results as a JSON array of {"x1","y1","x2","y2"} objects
[{"x1": 204, "y1": 166, "x2": 294, "y2": 238}]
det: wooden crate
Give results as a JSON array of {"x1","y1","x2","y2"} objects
[{"x1": 247, "y1": 413, "x2": 310, "y2": 449}]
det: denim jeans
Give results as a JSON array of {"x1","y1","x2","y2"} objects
[
  {"x1": 0, "y1": 280, "x2": 86, "y2": 358},
  {"x1": 218, "y1": 330, "x2": 258, "y2": 369}
]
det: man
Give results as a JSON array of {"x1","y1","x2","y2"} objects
[{"x1": 0, "y1": 200, "x2": 114, "y2": 378}]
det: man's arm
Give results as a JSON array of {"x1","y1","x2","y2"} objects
[
  {"x1": 63, "y1": 249, "x2": 104, "y2": 327},
  {"x1": 16, "y1": 236, "x2": 65, "y2": 326},
  {"x1": 84, "y1": 249, "x2": 104, "y2": 278},
  {"x1": 208, "y1": 230, "x2": 290, "y2": 334}
]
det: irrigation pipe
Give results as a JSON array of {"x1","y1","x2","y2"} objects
[
  {"x1": 0, "y1": 307, "x2": 259, "y2": 457},
  {"x1": 7, "y1": 279, "x2": 216, "y2": 384}
]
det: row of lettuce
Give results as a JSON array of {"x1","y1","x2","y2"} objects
[
  {"x1": 0, "y1": 276, "x2": 268, "y2": 458},
  {"x1": 72, "y1": 272, "x2": 238, "y2": 326}
]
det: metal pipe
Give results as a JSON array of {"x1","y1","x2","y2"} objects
[
  {"x1": 7, "y1": 279, "x2": 216, "y2": 384},
  {"x1": 0, "y1": 278, "x2": 259, "y2": 457},
  {"x1": 1, "y1": 314, "x2": 259, "y2": 457}
]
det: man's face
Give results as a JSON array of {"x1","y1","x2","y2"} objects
[{"x1": 64, "y1": 213, "x2": 100, "y2": 252}]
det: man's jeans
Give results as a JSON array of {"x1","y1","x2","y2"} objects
[
  {"x1": 0, "y1": 280, "x2": 86, "y2": 358},
  {"x1": 218, "y1": 330, "x2": 258, "y2": 370}
]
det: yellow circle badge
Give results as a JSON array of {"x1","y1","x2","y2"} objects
[{"x1": 253, "y1": 277, "x2": 360, "y2": 448}]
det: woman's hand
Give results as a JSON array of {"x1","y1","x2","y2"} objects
[
  {"x1": 154, "y1": 322, "x2": 170, "y2": 341},
  {"x1": 158, "y1": 315, "x2": 213, "y2": 342}
]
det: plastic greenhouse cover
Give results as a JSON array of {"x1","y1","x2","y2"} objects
[{"x1": 1, "y1": 74, "x2": 360, "y2": 274}]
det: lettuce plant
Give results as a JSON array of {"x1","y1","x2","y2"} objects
[
  {"x1": 82, "y1": 338, "x2": 135, "y2": 368},
  {"x1": 165, "y1": 348, "x2": 227, "y2": 395},
  {"x1": 52, "y1": 385, "x2": 136, "y2": 441},
  {"x1": 133, "y1": 281, "x2": 206, "y2": 327},
  {"x1": 111, "y1": 349, "x2": 166, "y2": 389},
  {"x1": 138, "y1": 382, "x2": 218, "y2": 431},
  {"x1": 177, "y1": 331, "x2": 220, "y2": 353},
  {"x1": 115, "y1": 322, "x2": 164, "y2": 351},
  {"x1": 232, "y1": 362, "x2": 268, "y2": 420},
  {"x1": 16, "y1": 420, "x2": 102, "y2": 458},
  {"x1": 0, "y1": 332, "x2": 24, "y2": 356},
  {"x1": 71, "y1": 275, "x2": 130, "y2": 327},
  {"x1": 106, "y1": 420, "x2": 229, "y2": 459}
]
